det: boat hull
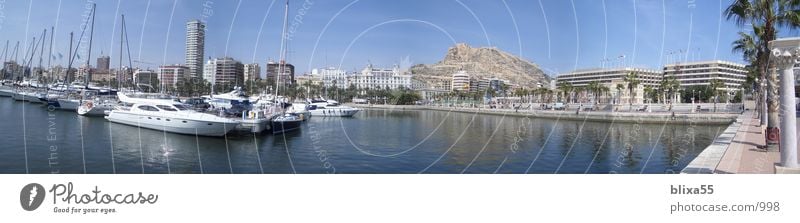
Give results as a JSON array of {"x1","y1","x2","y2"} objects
[
  {"x1": 271, "y1": 119, "x2": 302, "y2": 134},
  {"x1": 105, "y1": 111, "x2": 238, "y2": 136},
  {"x1": 57, "y1": 99, "x2": 80, "y2": 111},
  {"x1": 0, "y1": 89, "x2": 13, "y2": 97},
  {"x1": 237, "y1": 119, "x2": 271, "y2": 133},
  {"x1": 309, "y1": 108, "x2": 360, "y2": 117}
]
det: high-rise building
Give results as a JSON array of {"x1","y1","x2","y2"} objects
[
  {"x1": 243, "y1": 63, "x2": 261, "y2": 83},
  {"x1": 265, "y1": 60, "x2": 295, "y2": 86},
  {"x1": 158, "y1": 65, "x2": 190, "y2": 88},
  {"x1": 203, "y1": 57, "x2": 244, "y2": 86},
  {"x1": 185, "y1": 20, "x2": 205, "y2": 80},
  {"x1": 96, "y1": 55, "x2": 110, "y2": 72}
]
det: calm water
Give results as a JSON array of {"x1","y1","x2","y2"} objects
[{"x1": 0, "y1": 97, "x2": 725, "y2": 174}]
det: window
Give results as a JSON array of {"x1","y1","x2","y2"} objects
[
  {"x1": 156, "y1": 105, "x2": 178, "y2": 111},
  {"x1": 138, "y1": 105, "x2": 159, "y2": 111},
  {"x1": 172, "y1": 104, "x2": 191, "y2": 111}
]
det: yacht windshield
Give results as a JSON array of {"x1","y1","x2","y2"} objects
[
  {"x1": 156, "y1": 105, "x2": 178, "y2": 111},
  {"x1": 172, "y1": 104, "x2": 191, "y2": 111}
]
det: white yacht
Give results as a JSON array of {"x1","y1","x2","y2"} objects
[
  {"x1": 288, "y1": 101, "x2": 312, "y2": 121},
  {"x1": 0, "y1": 84, "x2": 14, "y2": 97},
  {"x1": 307, "y1": 99, "x2": 360, "y2": 117},
  {"x1": 77, "y1": 98, "x2": 117, "y2": 116},
  {"x1": 106, "y1": 98, "x2": 240, "y2": 137}
]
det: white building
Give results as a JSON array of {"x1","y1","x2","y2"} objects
[
  {"x1": 556, "y1": 67, "x2": 661, "y2": 104},
  {"x1": 312, "y1": 67, "x2": 350, "y2": 88},
  {"x1": 203, "y1": 57, "x2": 244, "y2": 86},
  {"x1": 185, "y1": 20, "x2": 205, "y2": 80},
  {"x1": 451, "y1": 70, "x2": 470, "y2": 92},
  {"x1": 243, "y1": 63, "x2": 261, "y2": 83},
  {"x1": 348, "y1": 64, "x2": 412, "y2": 90},
  {"x1": 663, "y1": 60, "x2": 747, "y2": 92}
]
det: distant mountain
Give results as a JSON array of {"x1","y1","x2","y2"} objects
[{"x1": 410, "y1": 43, "x2": 550, "y2": 88}]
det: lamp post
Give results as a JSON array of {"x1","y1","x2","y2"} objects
[{"x1": 769, "y1": 37, "x2": 800, "y2": 171}]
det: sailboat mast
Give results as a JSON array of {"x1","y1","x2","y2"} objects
[
  {"x1": 66, "y1": 33, "x2": 73, "y2": 84},
  {"x1": 47, "y1": 26, "x2": 54, "y2": 75},
  {"x1": 119, "y1": 15, "x2": 124, "y2": 89},
  {"x1": 275, "y1": 0, "x2": 289, "y2": 98},
  {"x1": 84, "y1": 3, "x2": 96, "y2": 86}
]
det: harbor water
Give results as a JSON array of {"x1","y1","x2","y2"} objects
[{"x1": 0, "y1": 97, "x2": 725, "y2": 174}]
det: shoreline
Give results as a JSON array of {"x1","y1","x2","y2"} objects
[{"x1": 348, "y1": 103, "x2": 738, "y2": 125}]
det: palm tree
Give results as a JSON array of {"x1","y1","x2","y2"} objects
[
  {"x1": 726, "y1": 0, "x2": 800, "y2": 131},
  {"x1": 556, "y1": 82, "x2": 573, "y2": 103},
  {"x1": 643, "y1": 86, "x2": 654, "y2": 104},
  {"x1": 623, "y1": 71, "x2": 640, "y2": 111},
  {"x1": 710, "y1": 78, "x2": 725, "y2": 112},
  {"x1": 615, "y1": 83, "x2": 624, "y2": 104}
]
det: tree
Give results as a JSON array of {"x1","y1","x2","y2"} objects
[
  {"x1": 556, "y1": 82, "x2": 573, "y2": 103},
  {"x1": 725, "y1": 0, "x2": 800, "y2": 132},
  {"x1": 709, "y1": 78, "x2": 725, "y2": 112},
  {"x1": 623, "y1": 71, "x2": 640, "y2": 111},
  {"x1": 615, "y1": 83, "x2": 624, "y2": 105}
]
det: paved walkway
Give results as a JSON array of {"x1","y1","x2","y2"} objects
[{"x1": 713, "y1": 112, "x2": 780, "y2": 174}]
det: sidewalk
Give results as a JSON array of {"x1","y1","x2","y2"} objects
[{"x1": 713, "y1": 113, "x2": 780, "y2": 174}]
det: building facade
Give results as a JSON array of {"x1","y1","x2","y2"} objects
[
  {"x1": 243, "y1": 63, "x2": 261, "y2": 83},
  {"x1": 451, "y1": 70, "x2": 470, "y2": 92},
  {"x1": 265, "y1": 60, "x2": 295, "y2": 86},
  {"x1": 555, "y1": 67, "x2": 661, "y2": 104},
  {"x1": 158, "y1": 65, "x2": 190, "y2": 88},
  {"x1": 312, "y1": 67, "x2": 350, "y2": 88},
  {"x1": 185, "y1": 20, "x2": 205, "y2": 80},
  {"x1": 348, "y1": 64, "x2": 412, "y2": 90},
  {"x1": 203, "y1": 57, "x2": 244, "y2": 86},
  {"x1": 134, "y1": 69, "x2": 159, "y2": 87},
  {"x1": 663, "y1": 60, "x2": 747, "y2": 92}
]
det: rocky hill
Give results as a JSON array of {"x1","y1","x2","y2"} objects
[{"x1": 410, "y1": 43, "x2": 550, "y2": 88}]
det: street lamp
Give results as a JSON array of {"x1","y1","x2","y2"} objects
[{"x1": 769, "y1": 37, "x2": 800, "y2": 171}]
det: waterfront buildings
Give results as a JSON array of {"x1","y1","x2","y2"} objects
[
  {"x1": 185, "y1": 20, "x2": 205, "y2": 79},
  {"x1": 134, "y1": 69, "x2": 159, "y2": 87},
  {"x1": 295, "y1": 74, "x2": 322, "y2": 87},
  {"x1": 243, "y1": 63, "x2": 261, "y2": 83},
  {"x1": 158, "y1": 65, "x2": 190, "y2": 88},
  {"x1": 555, "y1": 67, "x2": 661, "y2": 104},
  {"x1": 97, "y1": 55, "x2": 110, "y2": 72},
  {"x1": 265, "y1": 60, "x2": 295, "y2": 86},
  {"x1": 451, "y1": 70, "x2": 470, "y2": 92},
  {"x1": 203, "y1": 57, "x2": 244, "y2": 86},
  {"x1": 312, "y1": 67, "x2": 350, "y2": 88},
  {"x1": 348, "y1": 64, "x2": 412, "y2": 90},
  {"x1": 663, "y1": 60, "x2": 747, "y2": 92}
]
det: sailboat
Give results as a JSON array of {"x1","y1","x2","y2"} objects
[
  {"x1": 269, "y1": 0, "x2": 303, "y2": 134},
  {"x1": 77, "y1": 4, "x2": 119, "y2": 116}
]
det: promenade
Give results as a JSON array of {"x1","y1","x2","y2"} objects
[
  {"x1": 349, "y1": 103, "x2": 739, "y2": 125},
  {"x1": 682, "y1": 111, "x2": 781, "y2": 174}
]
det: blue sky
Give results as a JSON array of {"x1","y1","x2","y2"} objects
[{"x1": 0, "y1": 0, "x2": 795, "y2": 78}]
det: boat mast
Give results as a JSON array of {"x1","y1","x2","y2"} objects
[
  {"x1": 47, "y1": 26, "x2": 54, "y2": 81},
  {"x1": 119, "y1": 15, "x2": 124, "y2": 89},
  {"x1": 65, "y1": 33, "x2": 72, "y2": 84},
  {"x1": 84, "y1": 3, "x2": 96, "y2": 86},
  {"x1": 275, "y1": 0, "x2": 289, "y2": 98},
  {"x1": 38, "y1": 29, "x2": 47, "y2": 82}
]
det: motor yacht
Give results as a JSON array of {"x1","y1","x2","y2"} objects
[{"x1": 105, "y1": 99, "x2": 240, "y2": 137}]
